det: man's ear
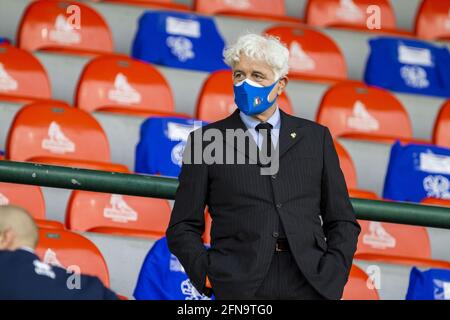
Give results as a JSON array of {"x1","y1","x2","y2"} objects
[
  {"x1": 277, "y1": 76, "x2": 288, "y2": 95},
  {"x1": 0, "y1": 229, "x2": 15, "y2": 251}
]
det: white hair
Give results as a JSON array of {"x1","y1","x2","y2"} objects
[{"x1": 223, "y1": 33, "x2": 290, "y2": 79}]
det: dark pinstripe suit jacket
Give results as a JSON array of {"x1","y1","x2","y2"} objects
[{"x1": 166, "y1": 109, "x2": 361, "y2": 300}]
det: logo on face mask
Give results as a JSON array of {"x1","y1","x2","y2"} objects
[{"x1": 233, "y1": 79, "x2": 278, "y2": 116}]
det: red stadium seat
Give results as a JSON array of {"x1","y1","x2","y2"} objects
[
  {"x1": 0, "y1": 182, "x2": 46, "y2": 220},
  {"x1": 99, "y1": 0, "x2": 190, "y2": 11},
  {"x1": 66, "y1": 190, "x2": 172, "y2": 239},
  {"x1": 264, "y1": 25, "x2": 347, "y2": 83},
  {"x1": 18, "y1": 0, "x2": 113, "y2": 56},
  {"x1": 433, "y1": 100, "x2": 450, "y2": 149},
  {"x1": 305, "y1": 0, "x2": 398, "y2": 33},
  {"x1": 6, "y1": 101, "x2": 129, "y2": 172},
  {"x1": 342, "y1": 264, "x2": 380, "y2": 300},
  {"x1": 355, "y1": 220, "x2": 450, "y2": 269},
  {"x1": 317, "y1": 82, "x2": 414, "y2": 143},
  {"x1": 36, "y1": 228, "x2": 110, "y2": 286},
  {"x1": 203, "y1": 210, "x2": 212, "y2": 245},
  {"x1": 421, "y1": 198, "x2": 450, "y2": 208},
  {"x1": 196, "y1": 70, "x2": 293, "y2": 122},
  {"x1": 415, "y1": 0, "x2": 450, "y2": 41},
  {"x1": 36, "y1": 220, "x2": 65, "y2": 230},
  {"x1": 194, "y1": 0, "x2": 301, "y2": 23},
  {"x1": 334, "y1": 140, "x2": 379, "y2": 200},
  {"x1": 75, "y1": 55, "x2": 183, "y2": 118},
  {"x1": 0, "y1": 44, "x2": 51, "y2": 103}
]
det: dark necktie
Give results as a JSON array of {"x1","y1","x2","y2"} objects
[{"x1": 255, "y1": 122, "x2": 274, "y2": 165}]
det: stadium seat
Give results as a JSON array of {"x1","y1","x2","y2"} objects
[
  {"x1": 99, "y1": 0, "x2": 190, "y2": 11},
  {"x1": 415, "y1": 0, "x2": 450, "y2": 41},
  {"x1": 5, "y1": 100, "x2": 129, "y2": 172},
  {"x1": 66, "y1": 190, "x2": 172, "y2": 239},
  {"x1": 305, "y1": 0, "x2": 400, "y2": 34},
  {"x1": 194, "y1": 0, "x2": 301, "y2": 23},
  {"x1": 264, "y1": 25, "x2": 347, "y2": 83},
  {"x1": 421, "y1": 198, "x2": 450, "y2": 208},
  {"x1": 36, "y1": 220, "x2": 65, "y2": 230},
  {"x1": 342, "y1": 264, "x2": 380, "y2": 300},
  {"x1": 433, "y1": 100, "x2": 450, "y2": 149},
  {"x1": 317, "y1": 82, "x2": 414, "y2": 143},
  {"x1": 0, "y1": 44, "x2": 51, "y2": 104},
  {"x1": 36, "y1": 228, "x2": 110, "y2": 286},
  {"x1": 334, "y1": 140, "x2": 379, "y2": 200},
  {"x1": 75, "y1": 55, "x2": 183, "y2": 117},
  {"x1": 355, "y1": 220, "x2": 450, "y2": 269},
  {"x1": 18, "y1": 0, "x2": 114, "y2": 56},
  {"x1": 195, "y1": 70, "x2": 293, "y2": 122},
  {"x1": 0, "y1": 182, "x2": 46, "y2": 220}
]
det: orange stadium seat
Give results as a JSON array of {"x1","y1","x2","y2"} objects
[
  {"x1": 355, "y1": 220, "x2": 450, "y2": 269},
  {"x1": 433, "y1": 100, "x2": 450, "y2": 149},
  {"x1": 0, "y1": 182, "x2": 46, "y2": 220},
  {"x1": 0, "y1": 44, "x2": 51, "y2": 103},
  {"x1": 75, "y1": 55, "x2": 183, "y2": 118},
  {"x1": 317, "y1": 82, "x2": 414, "y2": 143},
  {"x1": 334, "y1": 140, "x2": 379, "y2": 200},
  {"x1": 98, "y1": 0, "x2": 190, "y2": 10},
  {"x1": 18, "y1": 0, "x2": 113, "y2": 56},
  {"x1": 66, "y1": 190, "x2": 172, "y2": 239},
  {"x1": 36, "y1": 228, "x2": 110, "y2": 286},
  {"x1": 342, "y1": 264, "x2": 380, "y2": 300},
  {"x1": 264, "y1": 25, "x2": 347, "y2": 83},
  {"x1": 305, "y1": 0, "x2": 403, "y2": 34},
  {"x1": 415, "y1": 0, "x2": 450, "y2": 41},
  {"x1": 194, "y1": 0, "x2": 301, "y2": 23},
  {"x1": 5, "y1": 101, "x2": 129, "y2": 172},
  {"x1": 421, "y1": 198, "x2": 450, "y2": 208},
  {"x1": 196, "y1": 70, "x2": 293, "y2": 122}
]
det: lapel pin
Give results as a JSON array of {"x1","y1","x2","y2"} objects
[{"x1": 291, "y1": 132, "x2": 297, "y2": 139}]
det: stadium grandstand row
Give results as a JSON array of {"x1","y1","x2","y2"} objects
[{"x1": 0, "y1": 0, "x2": 449, "y2": 301}]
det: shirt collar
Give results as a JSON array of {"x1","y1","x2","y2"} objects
[{"x1": 239, "y1": 106, "x2": 281, "y2": 130}]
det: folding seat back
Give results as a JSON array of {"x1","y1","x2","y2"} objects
[
  {"x1": 101, "y1": 0, "x2": 190, "y2": 11},
  {"x1": 6, "y1": 101, "x2": 112, "y2": 164},
  {"x1": 265, "y1": 25, "x2": 347, "y2": 82},
  {"x1": 305, "y1": 0, "x2": 396, "y2": 30},
  {"x1": 365, "y1": 37, "x2": 450, "y2": 98},
  {"x1": 195, "y1": 70, "x2": 293, "y2": 122},
  {"x1": 134, "y1": 237, "x2": 212, "y2": 300},
  {"x1": 433, "y1": 100, "x2": 450, "y2": 149},
  {"x1": 76, "y1": 55, "x2": 174, "y2": 115},
  {"x1": 18, "y1": 0, "x2": 113, "y2": 55},
  {"x1": 342, "y1": 265, "x2": 380, "y2": 300},
  {"x1": 334, "y1": 140, "x2": 357, "y2": 190},
  {"x1": 0, "y1": 182, "x2": 45, "y2": 220},
  {"x1": 132, "y1": 11, "x2": 229, "y2": 72},
  {"x1": 194, "y1": 0, "x2": 285, "y2": 17},
  {"x1": 383, "y1": 142, "x2": 450, "y2": 203},
  {"x1": 317, "y1": 82, "x2": 412, "y2": 140},
  {"x1": 0, "y1": 44, "x2": 51, "y2": 102},
  {"x1": 66, "y1": 190, "x2": 172, "y2": 239},
  {"x1": 36, "y1": 228, "x2": 110, "y2": 286},
  {"x1": 406, "y1": 267, "x2": 450, "y2": 300},
  {"x1": 135, "y1": 117, "x2": 208, "y2": 177},
  {"x1": 415, "y1": 0, "x2": 450, "y2": 41}
]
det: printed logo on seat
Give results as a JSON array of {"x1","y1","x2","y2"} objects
[
  {"x1": 169, "y1": 254, "x2": 185, "y2": 273},
  {"x1": 49, "y1": 14, "x2": 81, "y2": 45},
  {"x1": 423, "y1": 175, "x2": 450, "y2": 199},
  {"x1": 346, "y1": 100, "x2": 380, "y2": 132},
  {"x1": 362, "y1": 221, "x2": 396, "y2": 249},
  {"x1": 224, "y1": 0, "x2": 251, "y2": 9},
  {"x1": 335, "y1": 0, "x2": 364, "y2": 22},
  {"x1": 0, "y1": 192, "x2": 9, "y2": 205},
  {"x1": 108, "y1": 73, "x2": 142, "y2": 105},
  {"x1": 400, "y1": 65, "x2": 430, "y2": 89},
  {"x1": 288, "y1": 41, "x2": 316, "y2": 72},
  {"x1": 166, "y1": 36, "x2": 195, "y2": 62},
  {"x1": 433, "y1": 280, "x2": 450, "y2": 300},
  {"x1": 41, "y1": 121, "x2": 76, "y2": 154},
  {"x1": 0, "y1": 63, "x2": 18, "y2": 92},
  {"x1": 181, "y1": 279, "x2": 211, "y2": 300},
  {"x1": 103, "y1": 194, "x2": 138, "y2": 223},
  {"x1": 445, "y1": 9, "x2": 450, "y2": 31}
]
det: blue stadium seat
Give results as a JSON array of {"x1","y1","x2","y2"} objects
[
  {"x1": 134, "y1": 237, "x2": 213, "y2": 300},
  {"x1": 135, "y1": 117, "x2": 208, "y2": 177},
  {"x1": 383, "y1": 141, "x2": 450, "y2": 203},
  {"x1": 132, "y1": 10, "x2": 229, "y2": 72},
  {"x1": 406, "y1": 267, "x2": 450, "y2": 300},
  {"x1": 365, "y1": 37, "x2": 450, "y2": 98}
]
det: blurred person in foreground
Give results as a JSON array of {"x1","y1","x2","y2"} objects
[
  {"x1": 0, "y1": 205, "x2": 118, "y2": 300},
  {"x1": 167, "y1": 34, "x2": 360, "y2": 300}
]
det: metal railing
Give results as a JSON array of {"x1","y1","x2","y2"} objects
[{"x1": 1, "y1": 160, "x2": 450, "y2": 229}]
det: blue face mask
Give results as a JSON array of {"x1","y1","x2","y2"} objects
[{"x1": 233, "y1": 79, "x2": 279, "y2": 116}]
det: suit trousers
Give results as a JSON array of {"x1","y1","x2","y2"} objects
[{"x1": 252, "y1": 251, "x2": 326, "y2": 300}]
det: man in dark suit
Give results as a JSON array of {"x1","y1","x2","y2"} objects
[
  {"x1": 0, "y1": 205, "x2": 118, "y2": 300},
  {"x1": 166, "y1": 34, "x2": 361, "y2": 300}
]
